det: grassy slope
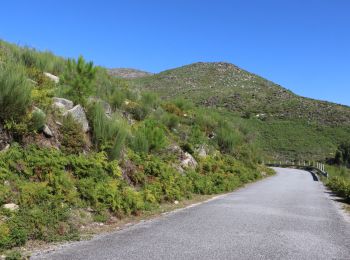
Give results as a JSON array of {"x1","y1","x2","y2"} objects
[
  {"x1": 129, "y1": 62, "x2": 350, "y2": 160},
  {"x1": 0, "y1": 40, "x2": 275, "y2": 256}
]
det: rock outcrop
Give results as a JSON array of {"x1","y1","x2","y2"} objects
[
  {"x1": 44, "y1": 72, "x2": 59, "y2": 83},
  {"x1": 52, "y1": 97, "x2": 74, "y2": 112},
  {"x1": 64, "y1": 105, "x2": 90, "y2": 132},
  {"x1": 3, "y1": 203, "x2": 19, "y2": 211}
]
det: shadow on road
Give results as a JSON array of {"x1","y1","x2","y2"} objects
[
  {"x1": 309, "y1": 171, "x2": 319, "y2": 182},
  {"x1": 324, "y1": 190, "x2": 349, "y2": 203}
]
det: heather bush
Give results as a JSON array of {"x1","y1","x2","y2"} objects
[
  {"x1": 0, "y1": 63, "x2": 31, "y2": 122},
  {"x1": 59, "y1": 115, "x2": 86, "y2": 154}
]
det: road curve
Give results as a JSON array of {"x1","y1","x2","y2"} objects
[{"x1": 32, "y1": 168, "x2": 350, "y2": 260}]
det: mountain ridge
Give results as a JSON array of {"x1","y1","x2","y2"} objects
[{"x1": 128, "y1": 61, "x2": 350, "y2": 126}]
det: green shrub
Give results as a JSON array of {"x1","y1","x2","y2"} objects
[
  {"x1": 173, "y1": 98, "x2": 194, "y2": 111},
  {"x1": 162, "y1": 103, "x2": 183, "y2": 116},
  {"x1": 59, "y1": 115, "x2": 86, "y2": 154},
  {"x1": 161, "y1": 113, "x2": 179, "y2": 130},
  {"x1": 216, "y1": 125, "x2": 243, "y2": 154},
  {"x1": 326, "y1": 176, "x2": 350, "y2": 201},
  {"x1": 188, "y1": 125, "x2": 206, "y2": 146},
  {"x1": 88, "y1": 102, "x2": 128, "y2": 160},
  {"x1": 132, "y1": 129, "x2": 149, "y2": 154},
  {"x1": 30, "y1": 109, "x2": 46, "y2": 131},
  {"x1": 125, "y1": 101, "x2": 150, "y2": 121},
  {"x1": 0, "y1": 63, "x2": 32, "y2": 122},
  {"x1": 110, "y1": 89, "x2": 126, "y2": 109},
  {"x1": 131, "y1": 120, "x2": 167, "y2": 153},
  {"x1": 141, "y1": 92, "x2": 160, "y2": 109}
]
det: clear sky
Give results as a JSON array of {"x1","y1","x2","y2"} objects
[{"x1": 1, "y1": 0, "x2": 349, "y2": 106}]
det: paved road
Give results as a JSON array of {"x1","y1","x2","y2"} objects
[{"x1": 33, "y1": 168, "x2": 350, "y2": 260}]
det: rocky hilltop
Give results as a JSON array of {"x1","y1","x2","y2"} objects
[
  {"x1": 108, "y1": 68, "x2": 153, "y2": 79},
  {"x1": 129, "y1": 62, "x2": 350, "y2": 126}
]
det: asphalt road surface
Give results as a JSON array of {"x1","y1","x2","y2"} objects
[{"x1": 32, "y1": 168, "x2": 350, "y2": 260}]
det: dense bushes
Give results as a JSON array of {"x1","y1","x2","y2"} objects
[
  {"x1": 0, "y1": 145, "x2": 129, "y2": 250},
  {"x1": 88, "y1": 102, "x2": 128, "y2": 159},
  {"x1": 0, "y1": 134, "x2": 272, "y2": 252},
  {"x1": 131, "y1": 120, "x2": 167, "y2": 153},
  {"x1": 0, "y1": 63, "x2": 32, "y2": 122},
  {"x1": 325, "y1": 166, "x2": 350, "y2": 202},
  {"x1": 59, "y1": 115, "x2": 86, "y2": 154},
  {"x1": 326, "y1": 177, "x2": 350, "y2": 201}
]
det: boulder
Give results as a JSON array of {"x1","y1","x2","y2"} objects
[
  {"x1": 43, "y1": 124, "x2": 53, "y2": 138},
  {"x1": 3, "y1": 203, "x2": 19, "y2": 211},
  {"x1": 52, "y1": 97, "x2": 74, "y2": 112},
  {"x1": 64, "y1": 105, "x2": 90, "y2": 132},
  {"x1": 88, "y1": 98, "x2": 112, "y2": 117},
  {"x1": 102, "y1": 101, "x2": 112, "y2": 117},
  {"x1": 44, "y1": 72, "x2": 59, "y2": 83},
  {"x1": 180, "y1": 152, "x2": 198, "y2": 169},
  {"x1": 196, "y1": 145, "x2": 208, "y2": 158}
]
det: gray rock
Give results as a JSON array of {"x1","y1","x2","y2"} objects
[
  {"x1": 3, "y1": 203, "x2": 19, "y2": 211},
  {"x1": 44, "y1": 72, "x2": 59, "y2": 83},
  {"x1": 197, "y1": 145, "x2": 208, "y2": 158},
  {"x1": 64, "y1": 105, "x2": 90, "y2": 132},
  {"x1": 43, "y1": 125, "x2": 53, "y2": 138},
  {"x1": 180, "y1": 152, "x2": 198, "y2": 169},
  {"x1": 52, "y1": 97, "x2": 74, "y2": 112},
  {"x1": 102, "y1": 101, "x2": 112, "y2": 117},
  {"x1": 88, "y1": 98, "x2": 112, "y2": 117}
]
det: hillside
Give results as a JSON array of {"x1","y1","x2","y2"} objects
[
  {"x1": 127, "y1": 62, "x2": 350, "y2": 160},
  {"x1": 108, "y1": 68, "x2": 153, "y2": 79},
  {"x1": 130, "y1": 62, "x2": 350, "y2": 126},
  {"x1": 0, "y1": 40, "x2": 274, "y2": 256}
]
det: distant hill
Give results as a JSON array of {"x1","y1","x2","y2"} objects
[
  {"x1": 129, "y1": 62, "x2": 350, "y2": 126},
  {"x1": 108, "y1": 68, "x2": 153, "y2": 79},
  {"x1": 123, "y1": 62, "x2": 350, "y2": 160}
]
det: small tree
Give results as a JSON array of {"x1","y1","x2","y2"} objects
[
  {"x1": 334, "y1": 142, "x2": 350, "y2": 167},
  {"x1": 62, "y1": 55, "x2": 96, "y2": 105}
]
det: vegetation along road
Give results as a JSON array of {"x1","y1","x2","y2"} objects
[{"x1": 33, "y1": 168, "x2": 350, "y2": 260}]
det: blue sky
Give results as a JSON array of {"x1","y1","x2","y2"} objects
[{"x1": 1, "y1": 0, "x2": 349, "y2": 105}]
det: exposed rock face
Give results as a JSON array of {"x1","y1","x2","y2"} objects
[
  {"x1": 167, "y1": 144, "x2": 198, "y2": 170},
  {"x1": 180, "y1": 152, "x2": 198, "y2": 169},
  {"x1": 44, "y1": 72, "x2": 59, "y2": 83},
  {"x1": 3, "y1": 203, "x2": 19, "y2": 211},
  {"x1": 52, "y1": 97, "x2": 74, "y2": 112},
  {"x1": 43, "y1": 124, "x2": 53, "y2": 138},
  {"x1": 64, "y1": 105, "x2": 90, "y2": 132}
]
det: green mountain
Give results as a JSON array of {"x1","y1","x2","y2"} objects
[
  {"x1": 130, "y1": 62, "x2": 350, "y2": 125},
  {"x1": 128, "y1": 62, "x2": 350, "y2": 160}
]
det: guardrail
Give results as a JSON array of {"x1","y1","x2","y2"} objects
[{"x1": 264, "y1": 161, "x2": 328, "y2": 179}]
